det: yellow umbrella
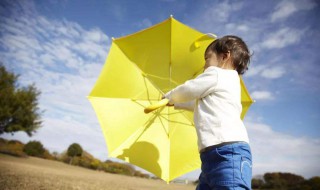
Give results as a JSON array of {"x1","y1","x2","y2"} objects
[{"x1": 88, "y1": 16, "x2": 253, "y2": 183}]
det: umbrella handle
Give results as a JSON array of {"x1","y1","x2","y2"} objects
[
  {"x1": 194, "y1": 33, "x2": 217, "y2": 48},
  {"x1": 144, "y1": 99, "x2": 170, "y2": 114}
]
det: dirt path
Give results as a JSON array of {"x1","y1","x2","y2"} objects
[{"x1": 0, "y1": 154, "x2": 196, "y2": 190}]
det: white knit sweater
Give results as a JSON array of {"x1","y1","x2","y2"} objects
[{"x1": 165, "y1": 66, "x2": 249, "y2": 151}]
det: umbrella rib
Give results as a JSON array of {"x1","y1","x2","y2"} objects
[
  {"x1": 143, "y1": 73, "x2": 180, "y2": 89},
  {"x1": 143, "y1": 76, "x2": 151, "y2": 102},
  {"x1": 142, "y1": 76, "x2": 164, "y2": 102},
  {"x1": 110, "y1": 113, "x2": 158, "y2": 156},
  {"x1": 158, "y1": 113, "x2": 194, "y2": 128},
  {"x1": 142, "y1": 74, "x2": 166, "y2": 96},
  {"x1": 180, "y1": 111, "x2": 194, "y2": 126},
  {"x1": 112, "y1": 43, "x2": 164, "y2": 101},
  {"x1": 157, "y1": 109, "x2": 170, "y2": 137}
]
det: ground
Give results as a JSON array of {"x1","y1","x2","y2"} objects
[{"x1": 0, "y1": 154, "x2": 196, "y2": 190}]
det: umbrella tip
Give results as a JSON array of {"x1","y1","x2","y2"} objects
[
  {"x1": 206, "y1": 33, "x2": 217, "y2": 39},
  {"x1": 170, "y1": 14, "x2": 173, "y2": 18},
  {"x1": 112, "y1": 37, "x2": 115, "y2": 41},
  {"x1": 141, "y1": 72, "x2": 147, "y2": 77}
]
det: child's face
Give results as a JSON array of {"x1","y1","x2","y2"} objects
[{"x1": 204, "y1": 50, "x2": 221, "y2": 69}]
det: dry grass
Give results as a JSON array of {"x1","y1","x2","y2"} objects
[{"x1": 0, "y1": 153, "x2": 196, "y2": 190}]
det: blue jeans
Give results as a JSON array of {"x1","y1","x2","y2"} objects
[{"x1": 196, "y1": 142, "x2": 252, "y2": 190}]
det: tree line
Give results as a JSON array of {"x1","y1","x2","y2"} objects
[
  {"x1": 2, "y1": 137, "x2": 319, "y2": 189},
  {"x1": 251, "y1": 172, "x2": 320, "y2": 190},
  {"x1": 0, "y1": 138, "x2": 152, "y2": 179}
]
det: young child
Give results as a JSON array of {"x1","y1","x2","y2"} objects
[{"x1": 164, "y1": 35, "x2": 252, "y2": 190}]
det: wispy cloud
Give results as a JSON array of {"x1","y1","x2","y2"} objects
[
  {"x1": 271, "y1": 0, "x2": 317, "y2": 22},
  {"x1": 200, "y1": 0, "x2": 244, "y2": 26},
  {"x1": 246, "y1": 65, "x2": 285, "y2": 79},
  {"x1": 261, "y1": 66, "x2": 286, "y2": 79},
  {"x1": 247, "y1": 121, "x2": 320, "y2": 178},
  {"x1": 213, "y1": 1, "x2": 243, "y2": 22},
  {"x1": 134, "y1": 18, "x2": 153, "y2": 29},
  {"x1": 261, "y1": 27, "x2": 305, "y2": 49},
  {"x1": 225, "y1": 23, "x2": 249, "y2": 32},
  {"x1": 0, "y1": 0, "x2": 110, "y2": 159},
  {"x1": 110, "y1": 3, "x2": 127, "y2": 22},
  {"x1": 251, "y1": 91, "x2": 274, "y2": 101}
]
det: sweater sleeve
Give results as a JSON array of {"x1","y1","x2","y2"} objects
[
  {"x1": 174, "y1": 100, "x2": 196, "y2": 111},
  {"x1": 164, "y1": 68, "x2": 218, "y2": 104}
]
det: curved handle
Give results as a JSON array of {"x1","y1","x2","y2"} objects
[
  {"x1": 194, "y1": 33, "x2": 217, "y2": 48},
  {"x1": 144, "y1": 99, "x2": 169, "y2": 114}
]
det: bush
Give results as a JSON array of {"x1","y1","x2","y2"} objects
[
  {"x1": 42, "y1": 149, "x2": 54, "y2": 160},
  {"x1": 134, "y1": 170, "x2": 150, "y2": 178},
  {"x1": 69, "y1": 156, "x2": 81, "y2": 166},
  {"x1": 301, "y1": 177, "x2": 320, "y2": 190},
  {"x1": 78, "y1": 157, "x2": 91, "y2": 168},
  {"x1": 51, "y1": 151, "x2": 59, "y2": 160},
  {"x1": 252, "y1": 178, "x2": 264, "y2": 189},
  {"x1": 255, "y1": 172, "x2": 320, "y2": 190},
  {"x1": 101, "y1": 162, "x2": 135, "y2": 176},
  {"x1": 0, "y1": 138, "x2": 6, "y2": 144},
  {"x1": 59, "y1": 152, "x2": 71, "y2": 163},
  {"x1": 0, "y1": 138, "x2": 27, "y2": 157},
  {"x1": 23, "y1": 141, "x2": 45, "y2": 157},
  {"x1": 67, "y1": 143, "x2": 83, "y2": 157},
  {"x1": 90, "y1": 159, "x2": 101, "y2": 170},
  {"x1": 263, "y1": 172, "x2": 305, "y2": 189}
]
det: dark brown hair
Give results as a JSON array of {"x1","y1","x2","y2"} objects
[{"x1": 205, "y1": 35, "x2": 251, "y2": 75}]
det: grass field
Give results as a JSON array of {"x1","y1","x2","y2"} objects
[{"x1": 0, "y1": 153, "x2": 196, "y2": 190}]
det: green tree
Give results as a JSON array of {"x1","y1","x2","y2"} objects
[
  {"x1": 67, "y1": 143, "x2": 83, "y2": 157},
  {"x1": 23, "y1": 141, "x2": 45, "y2": 157},
  {"x1": 67, "y1": 143, "x2": 83, "y2": 165},
  {"x1": 302, "y1": 177, "x2": 320, "y2": 190},
  {"x1": 263, "y1": 172, "x2": 305, "y2": 189},
  {"x1": 252, "y1": 178, "x2": 264, "y2": 189},
  {"x1": 0, "y1": 64, "x2": 42, "y2": 136}
]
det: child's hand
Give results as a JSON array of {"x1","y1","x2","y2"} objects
[
  {"x1": 166, "y1": 103, "x2": 174, "y2": 107},
  {"x1": 162, "y1": 96, "x2": 174, "y2": 107}
]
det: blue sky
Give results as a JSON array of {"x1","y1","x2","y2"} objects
[{"x1": 1, "y1": 0, "x2": 319, "y2": 180}]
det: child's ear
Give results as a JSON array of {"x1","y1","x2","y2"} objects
[{"x1": 222, "y1": 51, "x2": 231, "y2": 61}]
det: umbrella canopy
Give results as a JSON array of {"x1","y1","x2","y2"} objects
[{"x1": 88, "y1": 16, "x2": 253, "y2": 183}]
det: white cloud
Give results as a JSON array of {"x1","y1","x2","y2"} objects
[
  {"x1": 271, "y1": 1, "x2": 297, "y2": 22},
  {"x1": 246, "y1": 65, "x2": 285, "y2": 79},
  {"x1": 261, "y1": 66, "x2": 286, "y2": 79},
  {"x1": 135, "y1": 18, "x2": 153, "y2": 29},
  {"x1": 225, "y1": 23, "x2": 249, "y2": 32},
  {"x1": 251, "y1": 91, "x2": 274, "y2": 100},
  {"x1": 271, "y1": 0, "x2": 317, "y2": 22},
  {"x1": 0, "y1": 1, "x2": 110, "y2": 160},
  {"x1": 84, "y1": 28, "x2": 108, "y2": 43},
  {"x1": 246, "y1": 121, "x2": 320, "y2": 178},
  {"x1": 246, "y1": 65, "x2": 267, "y2": 78},
  {"x1": 202, "y1": 1, "x2": 243, "y2": 23},
  {"x1": 110, "y1": 3, "x2": 127, "y2": 22},
  {"x1": 261, "y1": 27, "x2": 305, "y2": 49}
]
